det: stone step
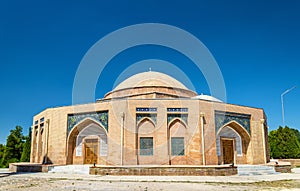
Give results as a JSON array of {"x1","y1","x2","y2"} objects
[
  {"x1": 48, "y1": 165, "x2": 89, "y2": 175},
  {"x1": 238, "y1": 167, "x2": 276, "y2": 171},
  {"x1": 48, "y1": 165, "x2": 280, "y2": 176},
  {"x1": 237, "y1": 165, "x2": 279, "y2": 176}
]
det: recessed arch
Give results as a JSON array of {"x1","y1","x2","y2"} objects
[
  {"x1": 216, "y1": 120, "x2": 250, "y2": 142},
  {"x1": 66, "y1": 117, "x2": 108, "y2": 165},
  {"x1": 75, "y1": 123, "x2": 107, "y2": 156},
  {"x1": 168, "y1": 118, "x2": 188, "y2": 129},
  {"x1": 168, "y1": 118, "x2": 188, "y2": 165},
  {"x1": 216, "y1": 120, "x2": 251, "y2": 164},
  {"x1": 137, "y1": 117, "x2": 156, "y2": 128},
  {"x1": 217, "y1": 126, "x2": 242, "y2": 156},
  {"x1": 138, "y1": 117, "x2": 156, "y2": 135},
  {"x1": 68, "y1": 117, "x2": 108, "y2": 141},
  {"x1": 137, "y1": 116, "x2": 156, "y2": 164}
]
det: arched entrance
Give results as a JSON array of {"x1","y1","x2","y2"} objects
[
  {"x1": 67, "y1": 118, "x2": 108, "y2": 165},
  {"x1": 216, "y1": 121, "x2": 250, "y2": 165}
]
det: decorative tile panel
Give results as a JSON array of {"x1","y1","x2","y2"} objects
[
  {"x1": 167, "y1": 108, "x2": 188, "y2": 112},
  {"x1": 215, "y1": 111, "x2": 251, "y2": 135},
  {"x1": 67, "y1": 111, "x2": 108, "y2": 135},
  {"x1": 136, "y1": 108, "x2": 157, "y2": 112},
  {"x1": 167, "y1": 113, "x2": 188, "y2": 125}
]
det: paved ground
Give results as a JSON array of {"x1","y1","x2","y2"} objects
[{"x1": 0, "y1": 168, "x2": 300, "y2": 191}]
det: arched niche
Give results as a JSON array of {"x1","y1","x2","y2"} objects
[
  {"x1": 67, "y1": 118, "x2": 108, "y2": 164},
  {"x1": 216, "y1": 121, "x2": 251, "y2": 164}
]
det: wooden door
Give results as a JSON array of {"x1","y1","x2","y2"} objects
[
  {"x1": 84, "y1": 139, "x2": 98, "y2": 164},
  {"x1": 222, "y1": 139, "x2": 234, "y2": 164}
]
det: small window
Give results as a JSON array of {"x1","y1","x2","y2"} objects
[
  {"x1": 171, "y1": 137, "x2": 185, "y2": 156},
  {"x1": 40, "y1": 117, "x2": 45, "y2": 123},
  {"x1": 140, "y1": 137, "x2": 153, "y2": 156}
]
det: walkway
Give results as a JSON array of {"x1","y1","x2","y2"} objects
[{"x1": 0, "y1": 168, "x2": 300, "y2": 191}]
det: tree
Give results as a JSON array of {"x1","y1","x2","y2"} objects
[
  {"x1": 20, "y1": 127, "x2": 31, "y2": 162},
  {"x1": 291, "y1": 128, "x2": 300, "y2": 143},
  {"x1": 1, "y1": 126, "x2": 25, "y2": 167},
  {"x1": 269, "y1": 126, "x2": 300, "y2": 159},
  {"x1": 0, "y1": 144, "x2": 4, "y2": 158},
  {"x1": 0, "y1": 144, "x2": 5, "y2": 167}
]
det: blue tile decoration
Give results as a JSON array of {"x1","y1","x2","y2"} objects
[
  {"x1": 167, "y1": 113, "x2": 188, "y2": 125},
  {"x1": 67, "y1": 111, "x2": 108, "y2": 136},
  {"x1": 136, "y1": 108, "x2": 157, "y2": 125},
  {"x1": 136, "y1": 108, "x2": 157, "y2": 112},
  {"x1": 215, "y1": 111, "x2": 251, "y2": 135},
  {"x1": 136, "y1": 113, "x2": 157, "y2": 125},
  {"x1": 167, "y1": 108, "x2": 188, "y2": 125},
  {"x1": 167, "y1": 108, "x2": 188, "y2": 112}
]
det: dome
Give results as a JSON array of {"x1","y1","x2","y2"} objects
[
  {"x1": 113, "y1": 71, "x2": 189, "y2": 91},
  {"x1": 192, "y1": 94, "x2": 223, "y2": 102},
  {"x1": 103, "y1": 71, "x2": 197, "y2": 99}
]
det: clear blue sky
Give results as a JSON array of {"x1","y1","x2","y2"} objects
[{"x1": 0, "y1": 0, "x2": 299, "y2": 144}]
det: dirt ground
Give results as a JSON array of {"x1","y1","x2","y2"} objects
[{"x1": 1, "y1": 172, "x2": 300, "y2": 191}]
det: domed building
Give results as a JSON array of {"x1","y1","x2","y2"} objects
[{"x1": 30, "y1": 71, "x2": 269, "y2": 166}]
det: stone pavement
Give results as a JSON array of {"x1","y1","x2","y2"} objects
[
  {"x1": 1, "y1": 168, "x2": 300, "y2": 191},
  {"x1": 1, "y1": 168, "x2": 300, "y2": 183}
]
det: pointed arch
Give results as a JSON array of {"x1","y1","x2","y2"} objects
[
  {"x1": 68, "y1": 117, "x2": 108, "y2": 141},
  {"x1": 217, "y1": 126, "x2": 242, "y2": 156},
  {"x1": 216, "y1": 120, "x2": 250, "y2": 142},
  {"x1": 168, "y1": 118, "x2": 188, "y2": 164},
  {"x1": 168, "y1": 118, "x2": 188, "y2": 129},
  {"x1": 216, "y1": 121, "x2": 251, "y2": 164},
  {"x1": 137, "y1": 116, "x2": 156, "y2": 164},
  {"x1": 137, "y1": 117, "x2": 156, "y2": 128},
  {"x1": 66, "y1": 117, "x2": 108, "y2": 165}
]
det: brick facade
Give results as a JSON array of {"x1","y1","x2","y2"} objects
[{"x1": 30, "y1": 72, "x2": 269, "y2": 166}]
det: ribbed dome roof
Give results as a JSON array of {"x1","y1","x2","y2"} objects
[{"x1": 113, "y1": 71, "x2": 189, "y2": 91}]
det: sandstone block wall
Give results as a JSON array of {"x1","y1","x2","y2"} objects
[{"x1": 31, "y1": 99, "x2": 268, "y2": 166}]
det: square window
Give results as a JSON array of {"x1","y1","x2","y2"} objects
[
  {"x1": 140, "y1": 137, "x2": 153, "y2": 156},
  {"x1": 171, "y1": 137, "x2": 185, "y2": 156}
]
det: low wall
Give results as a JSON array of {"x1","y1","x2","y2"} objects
[
  {"x1": 274, "y1": 165, "x2": 292, "y2": 173},
  {"x1": 279, "y1": 159, "x2": 300, "y2": 168},
  {"x1": 9, "y1": 163, "x2": 49, "y2": 173},
  {"x1": 90, "y1": 166, "x2": 237, "y2": 176}
]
